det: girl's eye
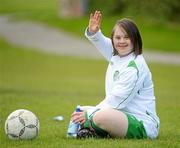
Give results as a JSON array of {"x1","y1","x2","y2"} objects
[
  {"x1": 114, "y1": 36, "x2": 129, "y2": 40},
  {"x1": 124, "y1": 36, "x2": 129, "y2": 39},
  {"x1": 115, "y1": 36, "x2": 121, "y2": 40}
]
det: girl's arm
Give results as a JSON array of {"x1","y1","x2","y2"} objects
[
  {"x1": 85, "y1": 11, "x2": 113, "y2": 61},
  {"x1": 97, "y1": 64, "x2": 144, "y2": 109}
]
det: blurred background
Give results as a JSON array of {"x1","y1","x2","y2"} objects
[{"x1": 0, "y1": 0, "x2": 180, "y2": 52}]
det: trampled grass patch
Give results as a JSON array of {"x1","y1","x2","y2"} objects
[{"x1": 0, "y1": 39, "x2": 180, "y2": 147}]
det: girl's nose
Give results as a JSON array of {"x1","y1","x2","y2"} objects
[{"x1": 119, "y1": 37, "x2": 125, "y2": 43}]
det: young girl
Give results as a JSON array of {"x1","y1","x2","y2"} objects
[{"x1": 71, "y1": 11, "x2": 160, "y2": 139}]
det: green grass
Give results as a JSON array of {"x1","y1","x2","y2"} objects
[
  {"x1": 0, "y1": 0, "x2": 180, "y2": 53},
  {"x1": 0, "y1": 38, "x2": 180, "y2": 147}
]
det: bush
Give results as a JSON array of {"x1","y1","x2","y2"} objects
[{"x1": 88, "y1": 0, "x2": 180, "y2": 22}]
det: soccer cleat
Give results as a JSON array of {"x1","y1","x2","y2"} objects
[{"x1": 77, "y1": 128, "x2": 98, "y2": 139}]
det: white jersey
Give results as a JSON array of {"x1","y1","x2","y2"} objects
[{"x1": 85, "y1": 29, "x2": 160, "y2": 139}]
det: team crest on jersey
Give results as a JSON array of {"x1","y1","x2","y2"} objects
[{"x1": 113, "y1": 70, "x2": 120, "y2": 81}]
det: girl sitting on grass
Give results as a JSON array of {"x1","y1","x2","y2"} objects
[{"x1": 71, "y1": 11, "x2": 160, "y2": 139}]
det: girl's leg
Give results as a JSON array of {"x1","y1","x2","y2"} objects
[{"x1": 93, "y1": 108, "x2": 128, "y2": 138}]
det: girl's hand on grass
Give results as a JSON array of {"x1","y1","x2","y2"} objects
[
  {"x1": 71, "y1": 111, "x2": 86, "y2": 124},
  {"x1": 88, "y1": 10, "x2": 101, "y2": 34}
]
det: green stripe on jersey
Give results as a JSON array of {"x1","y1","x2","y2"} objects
[{"x1": 128, "y1": 60, "x2": 137, "y2": 69}]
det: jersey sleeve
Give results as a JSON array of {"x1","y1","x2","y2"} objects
[
  {"x1": 85, "y1": 28, "x2": 113, "y2": 61},
  {"x1": 97, "y1": 66, "x2": 142, "y2": 109}
]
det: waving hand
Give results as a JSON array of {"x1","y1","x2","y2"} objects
[{"x1": 88, "y1": 11, "x2": 102, "y2": 34}]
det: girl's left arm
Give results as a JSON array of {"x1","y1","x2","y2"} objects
[{"x1": 97, "y1": 66, "x2": 144, "y2": 109}]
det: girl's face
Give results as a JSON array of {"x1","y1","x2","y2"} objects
[{"x1": 113, "y1": 26, "x2": 133, "y2": 56}]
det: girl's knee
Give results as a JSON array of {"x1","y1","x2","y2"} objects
[
  {"x1": 92, "y1": 109, "x2": 111, "y2": 127},
  {"x1": 92, "y1": 108, "x2": 128, "y2": 129}
]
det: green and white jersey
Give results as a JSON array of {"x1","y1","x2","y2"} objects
[{"x1": 85, "y1": 29, "x2": 160, "y2": 139}]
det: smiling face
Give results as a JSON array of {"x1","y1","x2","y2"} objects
[
  {"x1": 112, "y1": 26, "x2": 133, "y2": 56},
  {"x1": 111, "y1": 18, "x2": 143, "y2": 56}
]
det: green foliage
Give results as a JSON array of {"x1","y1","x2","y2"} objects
[
  {"x1": 88, "y1": 0, "x2": 125, "y2": 15},
  {"x1": 88, "y1": 0, "x2": 180, "y2": 22},
  {"x1": 0, "y1": 38, "x2": 180, "y2": 147}
]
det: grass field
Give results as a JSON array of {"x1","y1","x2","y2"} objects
[
  {"x1": 0, "y1": 37, "x2": 180, "y2": 147},
  {"x1": 0, "y1": 0, "x2": 180, "y2": 53}
]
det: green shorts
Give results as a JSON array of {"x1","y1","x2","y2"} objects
[{"x1": 125, "y1": 113, "x2": 147, "y2": 139}]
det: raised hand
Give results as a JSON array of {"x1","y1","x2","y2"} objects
[{"x1": 88, "y1": 11, "x2": 102, "y2": 34}]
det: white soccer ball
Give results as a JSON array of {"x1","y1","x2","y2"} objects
[{"x1": 4, "y1": 109, "x2": 40, "y2": 140}]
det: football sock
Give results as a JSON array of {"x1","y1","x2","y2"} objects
[
  {"x1": 82, "y1": 111, "x2": 108, "y2": 137},
  {"x1": 90, "y1": 118, "x2": 108, "y2": 137}
]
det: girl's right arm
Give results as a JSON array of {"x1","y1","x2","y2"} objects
[{"x1": 85, "y1": 11, "x2": 113, "y2": 61}]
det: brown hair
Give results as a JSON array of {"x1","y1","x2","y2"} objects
[{"x1": 111, "y1": 18, "x2": 142, "y2": 56}]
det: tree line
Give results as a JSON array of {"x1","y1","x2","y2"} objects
[{"x1": 88, "y1": 0, "x2": 180, "y2": 22}]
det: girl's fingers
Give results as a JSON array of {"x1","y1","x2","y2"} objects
[
  {"x1": 97, "y1": 12, "x2": 101, "y2": 25},
  {"x1": 72, "y1": 111, "x2": 82, "y2": 117},
  {"x1": 94, "y1": 11, "x2": 101, "y2": 26},
  {"x1": 89, "y1": 11, "x2": 101, "y2": 24},
  {"x1": 94, "y1": 10, "x2": 100, "y2": 20},
  {"x1": 71, "y1": 112, "x2": 85, "y2": 123},
  {"x1": 73, "y1": 116, "x2": 85, "y2": 124},
  {"x1": 90, "y1": 13, "x2": 93, "y2": 20}
]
